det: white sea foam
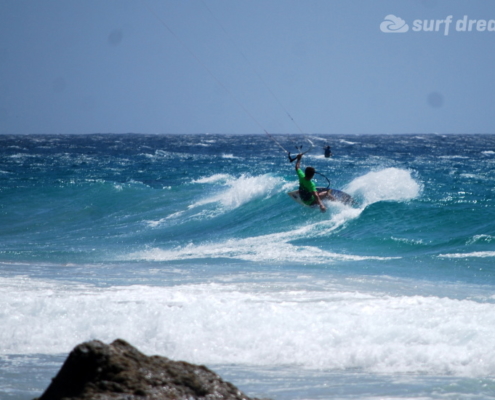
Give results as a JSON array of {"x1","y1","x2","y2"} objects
[
  {"x1": 467, "y1": 235, "x2": 495, "y2": 245},
  {"x1": 146, "y1": 174, "x2": 284, "y2": 227},
  {"x1": 192, "y1": 174, "x2": 231, "y2": 184},
  {"x1": 2, "y1": 276, "x2": 495, "y2": 377},
  {"x1": 191, "y1": 174, "x2": 281, "y2": 209},
  {"x1": 127, "y1": 234, "x2": 395, "y2": 264},
  {"x1": 438, "y1": 251, "x2": 495, "y2": 259},
  {"x1": 439, "y1": 155, "x2": 468, "y2": 159},
  {"x1": 310, "y1": 154, "x2": 328, "y2": 160},
  {"x1": 134, "y1": 195, "x2": 390, "y2": 264},
  {"x1": 391, "y1": 237, "x2": 426, "y2": 245},
  {"x1": 345, "y1": 168, "x2": 421, "y2": 205},
  {"x1": 221, "y1": 153, "x2": 239, "y2": 159}
]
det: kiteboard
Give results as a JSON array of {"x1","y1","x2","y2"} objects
[{"x1": 288, "y1": 188, "x2": 355, "y2": 207}]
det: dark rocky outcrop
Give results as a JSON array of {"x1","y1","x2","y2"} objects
[{"x1": 37, "y1": 339, "x2": 261, "y2": 400}]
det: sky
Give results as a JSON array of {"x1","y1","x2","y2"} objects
[{"x1": 0, "y1": 0, "x2": 494, "y2": 135}]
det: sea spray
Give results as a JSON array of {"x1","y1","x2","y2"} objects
[
  {"x1": 345, "y1": 168, "x2": 421, "y2": 205},
  {"x1": 189, "y1": 174, "x2": 282, "y2": 209}
]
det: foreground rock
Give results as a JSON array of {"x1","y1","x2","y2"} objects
[{"x1": 38, "y1": 339, "x2": 261, "y2": 400}]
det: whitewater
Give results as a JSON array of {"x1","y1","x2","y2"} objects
[{"x1": 1, "y1": 133, "x2": 495, "y2": 399}]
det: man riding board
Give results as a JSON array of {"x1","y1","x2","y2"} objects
[{"x1": 295, "y1": 153, "x2": 335, "y2": 213}]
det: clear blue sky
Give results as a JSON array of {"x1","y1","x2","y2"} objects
[{"x1": 1, "y1": 0, "x2": 494, "y2": 134}]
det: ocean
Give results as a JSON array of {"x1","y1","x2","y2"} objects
[{"x1": 1, "y1": 133, "x2": 495, "y2": 399}]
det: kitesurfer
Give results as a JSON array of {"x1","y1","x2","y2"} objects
[
  {"x1": 324, "y1": 145, "x2": 332, "y2": 158},
  {"x1": 295, "y1": 153, "x2": 335, "y2": 213}
]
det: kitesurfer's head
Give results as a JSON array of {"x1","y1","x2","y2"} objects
[{"x1": 304, "y1": 166, "x2": 315, "y2": 180}]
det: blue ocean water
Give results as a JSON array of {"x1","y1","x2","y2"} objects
[{"x1": 1, "y1": 133, "x2": 495, "y2": 399}]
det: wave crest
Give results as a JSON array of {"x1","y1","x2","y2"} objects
[{"x1": 345, "y1": 168, "x2": 421, "y2": 205}]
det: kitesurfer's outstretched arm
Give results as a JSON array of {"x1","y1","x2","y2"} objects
[{"x1": 295, "y1": 153, "x2": 302, "y2": 171}]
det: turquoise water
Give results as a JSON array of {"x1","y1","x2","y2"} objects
[{"x1": 1, "y1": 133, "x2": 495, "y2": 399}]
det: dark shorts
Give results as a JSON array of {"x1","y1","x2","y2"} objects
[
  {"x1": 300, "y1": 188, "x2": 330, "y2": 205},
  {"x1": 299, "y1": 188, "x2": 313, "y2": 203}
]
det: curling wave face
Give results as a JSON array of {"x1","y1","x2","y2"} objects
[{"x1": 133, "y1": 167, "x2": 419, "y2": 264}]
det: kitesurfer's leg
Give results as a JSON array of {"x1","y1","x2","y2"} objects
[{"x1": 317, "y1": 189, "x2": 336, "y2": 202}]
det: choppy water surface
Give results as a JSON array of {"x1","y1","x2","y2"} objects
[{"x1": 1, "y1": 133, "x2": 495, "y2": 399}]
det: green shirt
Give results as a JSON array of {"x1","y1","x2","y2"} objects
[{"x1": 297, "y1": 168, "x2": 316, "y2": 205}]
